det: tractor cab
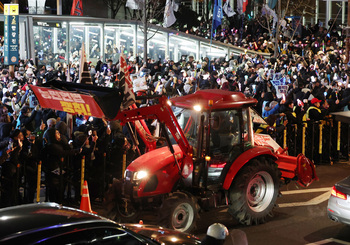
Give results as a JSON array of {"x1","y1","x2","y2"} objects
[{"x1": 170, "y1": 90, "x2": 257, "y2": 186}]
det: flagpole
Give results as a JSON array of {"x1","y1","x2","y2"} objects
[
  {"x1": 240, "y1": 14, "x2": 243, "y2": 43},
  {"x1": 210, "y1": 0, "x2": 215, "y2": 50}
]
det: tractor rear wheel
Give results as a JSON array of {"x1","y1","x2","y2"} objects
[
  {"x1": 158, "y1": 192, "x2": 199, "y2": 233},
  {"x1": 228, "y1": 157, "x2": 280, "y2": 225}
]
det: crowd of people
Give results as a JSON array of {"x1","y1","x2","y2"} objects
[
  {"x1": 0, "y1": 18, "x2": 349, "y2": 207},
  {"x1": 0, "y1": 61, "x2": 133, "y2": 207}
]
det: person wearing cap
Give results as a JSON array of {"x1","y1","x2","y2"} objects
[
  {"x1": 304, "y1": 97, "x2": 326, "y2": 121},
  {"x1": 201, "y1": 223, "x2": 229, "y2": 245},
  {"x1": 303, "y1": 97, "x2": 329, "y2": 164}
]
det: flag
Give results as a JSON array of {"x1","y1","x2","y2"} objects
[
  {"x1": 262, "y1": 4, "x2": 277, "y2": 28},
  {"x1": 119, "y1": 55, "x2": 136, "y2": 110},
  {"x1": 163, "y1": 0, "x2": 176, "y2": 28},
  {"x1": 173, "y1": 1, "x2": 179, "y2": 12},
  {"x1": 268, "y1": 0, "x2": 277, "y2": 9},
  {"x1": 126, "y1": 0, "x2": 143, "y2": 10},
  {"x1": 243, "y1": 0, "x2": 248, "y2": 13},
  {"x1": 71, "y1": 0, "x2": 83, "y2": 16},
  {"x1": 223, "y1": 1, "x2": 235, "y2": 17},
  {"x1": 212, "y1": 0, "x2": 223, "y2": 30},
  {"x1": 237, "y1": 0, "x2": 248, "y2": 15},
  {"x1": 208, "y1": 0, "x2": 213, "y2": 11}
]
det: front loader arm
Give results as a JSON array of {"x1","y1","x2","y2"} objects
[{"x1": 115, "y1": 96, "x2": 193, "y2": 160}]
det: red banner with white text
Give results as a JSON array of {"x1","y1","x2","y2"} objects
[{"x1": 30, "y1": 85, "x2": 104, "y2": 118}]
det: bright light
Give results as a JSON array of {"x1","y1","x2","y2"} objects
[
  {"x1": 331, "y1": 186, "x2": 347, "y2": 200},
  {"x1": 193, "y1": 105, "x2": 202, "y2": 112},
  {"x1": 180, "y1": 46, "x2": 197, "y2": 52},
  {"x1": 133, "y1": 171, "x2": 148, "y2": 181},
  {"x1": 167, "y1": 100, "x2": 172, "y2": 106},
  {"x1": 206, "y1": 52, "x2": 225, "y2": 56},
  {"x1": 170, "y1": 237, "x2": 178, "y2": 242},
  {"x1": 0, "y1": 216, "x2": 11, "y2": 221}
]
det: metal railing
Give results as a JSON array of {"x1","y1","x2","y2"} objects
[{"x1": 275, "y1": 116, "x2": 349, "y2": 164}]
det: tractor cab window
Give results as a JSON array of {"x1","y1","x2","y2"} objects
[
  {"x1": 174, "y1": 107, "x2": 203, "y2": 148},
  {"x1": 210, "y1": 110, "x2": 241, "y2": 154}
]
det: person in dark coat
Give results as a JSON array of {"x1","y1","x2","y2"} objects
[
  {"x1": 1, "y1": 129, "x2": 23, "y2": 207},
  {"x1": 42, "y1": 128, "x2": 80, "y2": 202},
  {"x1": 18, "y1": 106, "x2": 37, "y2": 132},
  {"x1": 210, "y1": 71, "x2": 219, "y2": 89}
]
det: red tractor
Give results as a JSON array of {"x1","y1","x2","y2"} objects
[{"x1": 106, "y1": 89, "x2": 317, "y2": 233}]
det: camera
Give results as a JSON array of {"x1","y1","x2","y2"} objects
[
  {"x1": 28, "y1": 134, "x2": 36, "y2": 143},
  {"x1": 8, "y1": 139, "x2": 13, "y2": 150}
]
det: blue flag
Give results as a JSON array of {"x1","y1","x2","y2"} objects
[{"x1": 212, "y1": 0, "x2": 223, "y2": 30}]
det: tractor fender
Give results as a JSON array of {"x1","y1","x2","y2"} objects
[{"x1": 222, "y1": 146, "x2": 277, "y2": 190}]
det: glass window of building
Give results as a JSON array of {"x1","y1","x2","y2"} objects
[
  {"x1": 88, "y1": 26, "x2": 102, "y2": 64},
  {"x1": 105, "y1": 25, "x2": 134, "y2": 64},
  {"x1": 68, "y1": 24, "x2": 102, "y2": 65},
  {"x1": 69, "y1": 24, "x2": 85, "y2": 64},
  {"x1": 200, "y1": 43, "x2": 227, "y2": 60},
  {"x1": 34, "y1": 21, "x2": 67, "y2": 67},
  {"x1": 137, "y1": 27, "x2": 166, "y2": 62},
  {"x1": 169, "y1": 34, "x2": 197, "y2": 62}
]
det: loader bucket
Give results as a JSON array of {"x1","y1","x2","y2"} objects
[{"x1": 276, "y1": 154, "x2": 318, "y2": 188}]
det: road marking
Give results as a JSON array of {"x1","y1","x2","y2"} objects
[
  {"x1": 278, "y1": 190, "x2": 331, "y2": 208},
  {"x1": 219, "y1": 187, "x2": 334, "y2": 212},
  {"x1": 281, "y1": 187, "x2": 332, "y2": 195},
  {"x1": 306, "y1": 238, "x2": 350, "y2": 245}
]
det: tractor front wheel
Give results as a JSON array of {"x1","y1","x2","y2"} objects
[
  {"x1": 228, "y1": 157, "x2": 280, "y2": 225},
  {"x1": 158, "y1": 192, "x2": 199, "y2": 233},
  {"x1": 113, "y1": 198, "x2": 140, "y2": 223}
]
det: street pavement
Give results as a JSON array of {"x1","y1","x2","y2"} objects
[{"x1": 44, "y1": 159, "x2": 350, "y2": 245}]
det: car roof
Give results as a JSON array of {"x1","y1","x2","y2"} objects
[
  {"x1": 0, "y1": 203, "x2": 116, "y2": 241},
  {"x1": 170, "y1": 89, "x2": 257, "y2": 110}
]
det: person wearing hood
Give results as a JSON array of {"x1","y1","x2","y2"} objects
[
  {"x1": 1, "y1": 129, "x2": 23, "y2": 207},
  {"x1": 183, "y1": 77, "x2": 194, "y2": 95},
  {"x1": 42, "y1": 127, "x2": 81, "y2": 203},
  {"x1": 19, "y1": 127, "x2": 39, "y2": 204}
]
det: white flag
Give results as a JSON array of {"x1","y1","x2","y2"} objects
[
  {"x1": 126, "y1": 0, "x2": 144, "y2": 10},
  {"x1": 262, "y1": 4, "x2": 278, "y2": 28},
  {"x1": 173, "y1": 1, "x2": 179, "y2": 12},
  {"x1": 163, "y1": 0, "x2": 176, "y2": 28},
  {"x1": 223, "y1": 1, "x2": 235, "y2": 17}
]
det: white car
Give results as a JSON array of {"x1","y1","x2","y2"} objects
[{"x1": 327, "y1": 176, "x2": 350, "y2": 225}]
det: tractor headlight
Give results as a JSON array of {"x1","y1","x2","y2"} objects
[
  {"x1": 193, "y1": 104, "x2": 202, "y2": 112},
  {"x1": 133, "y1": 171, "x2": 148, "y2": 181}
]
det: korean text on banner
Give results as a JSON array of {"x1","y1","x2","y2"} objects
[{"x1": 30, "y1": 85, "x2": 105, "y2": 118}]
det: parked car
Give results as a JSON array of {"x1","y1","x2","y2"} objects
[
  {"x1": 327, "y1": 176, "x2": 350, "y2": 225},
  {"x1": 0, "y1": 203, "x2": 200, "y2": 244}
]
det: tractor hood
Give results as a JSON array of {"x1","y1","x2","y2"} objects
[{"x1": 127, "y1": 145, "x2": 183, "y2": 174}]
